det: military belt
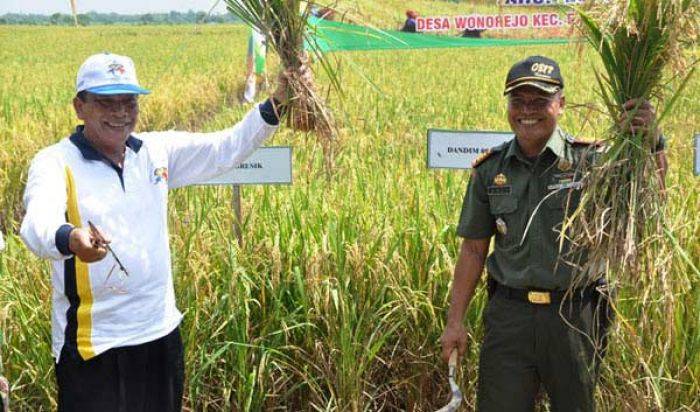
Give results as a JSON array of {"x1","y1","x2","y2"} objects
[{"x1": 493, "y1": 282, "x2": 596, "y2": 305}]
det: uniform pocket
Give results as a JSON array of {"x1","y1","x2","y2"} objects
[
  {"x1": 489, "y1": 196, "x2": 520, "y2": 248},
  {"x1": 545, "y1": 190, "x2": 567, "y2": 210},
  {"x1": 490, "y1": 196, "x2": 518, "y2": 214}
]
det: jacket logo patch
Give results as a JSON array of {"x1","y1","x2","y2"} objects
[{"x1": 153, "y1": 167, "x2": 168, "y2": 184}]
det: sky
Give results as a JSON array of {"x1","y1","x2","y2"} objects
[{"x1": 0, "y1": 0, "x2": 229, "y2": 15}]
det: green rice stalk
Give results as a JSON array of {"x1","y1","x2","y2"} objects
[
  {"x1": 564, "y1": 0, "x2": 699, "y2": 290},
  {"x1": 224, "y1": 0, "x2": 340, "y2": 145}
]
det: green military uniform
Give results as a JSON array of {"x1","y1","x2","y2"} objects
[{"x1": 457, "y1": 127, "x2": 608, "y2": 412}]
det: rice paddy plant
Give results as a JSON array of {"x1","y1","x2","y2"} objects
[
  {"x1": 567, "y1": 0, "x2": 698, "y2": 282},
  {"x1": 224, "y1": 0, "x2": 340, "y2": 145},
  {"x1": 560, "y1": 3, "x2": 700, "y2": 407}
]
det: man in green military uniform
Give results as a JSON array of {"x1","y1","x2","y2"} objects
[{"x1": 440, "y1": 55, "x2": 666, "y2": 411}]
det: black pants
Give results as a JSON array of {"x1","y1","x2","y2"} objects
[
  {"x1": 55, "y1": 327, "x2": 184, "y2": 412},
  {"x1": 477, "y1": 289, "x2": 611, "y2": 412}
]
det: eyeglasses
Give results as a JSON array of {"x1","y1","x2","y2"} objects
[
  {"x1": 507, "y1": 95, "x2": 558, "y2": 110},
  {"x1": 87, "y1": 95, "x2": 139, "y2": 112}
]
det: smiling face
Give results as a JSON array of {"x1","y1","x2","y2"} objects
[
  {"x1": 507, "y1": 85, "x2": 565, "y2": 147},
  {"x1": 73, "y1": 93, "x2": 139, "y2": 153}
]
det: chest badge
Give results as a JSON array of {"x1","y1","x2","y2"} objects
[
  {"x1": 494, "y1": 173, "x2": 508, "y2": 186},
  {"x1": 496, "y1": 217, "x2": 508, "y2": 235},
  {"x1": 557, "y1": 158, "x2": 573, "y2": 172},
  {"x1": 153, "y1": 167, "x2": 169, "y2": 184}
]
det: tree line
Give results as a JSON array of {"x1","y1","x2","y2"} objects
[{"x1": 0, "y1": 11, "x2": 241, "y2": 25}]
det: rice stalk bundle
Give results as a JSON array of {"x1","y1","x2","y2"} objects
[
  {"x1": 224, "y1": 0, "x2": 340, "y2": 142},
  {"x1": 565, "y1": 0, "x2": 698, "y2": 287}
]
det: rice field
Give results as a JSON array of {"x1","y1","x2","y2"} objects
[{"x1": 0, "y1": 13, "x2": 698, "y2": 412}]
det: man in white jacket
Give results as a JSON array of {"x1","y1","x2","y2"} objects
[{"x1": 20, "y1": 52, "x2": 295, "y2": 411}]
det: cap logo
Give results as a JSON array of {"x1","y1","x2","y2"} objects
[
  {"x1": 107, "y1": 61, "x2": 126, "y2": 77},
  {"x1": 531, "y1": 62, "x2": 554, "y2": 76}
]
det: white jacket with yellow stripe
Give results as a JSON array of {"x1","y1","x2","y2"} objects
[{"x1": 20, "y1": 105, "x2": 278, "y2": 361}]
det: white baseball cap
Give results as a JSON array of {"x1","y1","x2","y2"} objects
[{"x1": 76, "y1": 52, "x2": 150, "y2": 95}]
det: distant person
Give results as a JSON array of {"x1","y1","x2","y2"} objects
[
  {"x1": 244, "y1": 26, "x2": 267, "y2": 103},
  {"x1": 314, "y1": 7, "x2": 336, "y2": 21},
  {"x1": 462, "y1": 28, "x2": 485, "y2": 38},
  {"x1": 401, "y1": 10, "x2": 418, "y2": 33},
  {"x1": 20, "y1": 52, "x2": 309, "y2": 411}
]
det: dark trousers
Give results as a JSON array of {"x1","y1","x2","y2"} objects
[
  {"x1": 55, "y1": 327, "x2": 184, "y2": 412},
  {"x1": 477, "y1": 289, "x2": 611, "y2": 412}
]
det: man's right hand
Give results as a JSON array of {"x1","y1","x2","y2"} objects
[
  {"x1": 68, "y1": 226, "x2": 109, "y2": 263},
  {"x1": 440, "y1": 322, "x2": 468, "y2": 363}
]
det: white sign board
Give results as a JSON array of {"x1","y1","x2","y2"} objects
[
  {"x1": 199, "y1": 146, "x2": 292, "y2": 185},
  {"x1": 694, "y1": 134, "x2": 700, "y2": 176},
  {"x1": 427, "y1": 129, "x2": 512, "y2": 170}
]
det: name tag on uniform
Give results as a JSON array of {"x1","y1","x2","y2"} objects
[
  {"x1": 547, "y1": 181, "x2": 583, "y2": 191},
  {"x1": 487, "y1": 185, "x2": 512, "y2": 195}
]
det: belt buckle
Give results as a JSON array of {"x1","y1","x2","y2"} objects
[{"x1": 528, "y1": 291, "x2": 551, "y2": 304}]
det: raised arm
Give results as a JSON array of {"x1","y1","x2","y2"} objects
[{"x1": 146, "y1": 66, "x2": 307, "y2": 189}]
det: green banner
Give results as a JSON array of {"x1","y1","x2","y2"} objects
[{"x1": 308, "y1": 17, "x2": 571, "y2": 52}]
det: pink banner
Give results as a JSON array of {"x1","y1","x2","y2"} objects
[{"x1": 416, "y1": 12, "x2": 575, "y2": 32}]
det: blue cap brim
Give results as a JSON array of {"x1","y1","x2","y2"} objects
[{"x1": 84, "y1": 84, "x2": 151, "y2": 95}]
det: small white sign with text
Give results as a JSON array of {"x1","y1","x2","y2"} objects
[
  {"x1": 427, "y1": 129, "x2": 512, "y2": 169},
  {"x1": 200, "y1": 146, "x2": 292, "y2": 185}
]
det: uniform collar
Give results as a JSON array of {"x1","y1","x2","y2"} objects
[
  {"x1": 69, "y1": 125, "x2": 142, "y2": 161},
  {"x1": 543, "y1": 127, "x2": 569, "y2": 160},
  {"x1": 506, "y1": 126, "x2": 571, "y2": 163}
]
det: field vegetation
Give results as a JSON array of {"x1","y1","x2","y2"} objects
[{"x1": 0, "y1": 1, "x2": 698, "y2": 410}]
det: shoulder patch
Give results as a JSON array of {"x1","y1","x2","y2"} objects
[
  {"x1": 471, "y1": 139, "x2": 510, "y2": 168},
  {"x1": 471, "y1": 149, "x2": 494, "y2": 168}
]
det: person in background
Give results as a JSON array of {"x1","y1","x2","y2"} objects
[
  {"x1": 401, "y1": 10, "x2": 418, "y2": 33},
  {"x1": 243, "y1": 26, "x2": 267, "y2": 103},
  {"x1": 314, "y1": 6, "x2": 335, "y2": 21},
  {"x1": 462, "y1": 28, "x2": 485, "y2": 38}
]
